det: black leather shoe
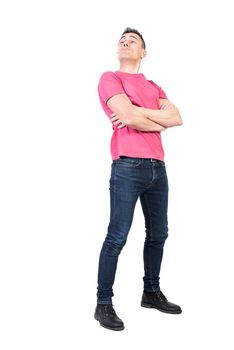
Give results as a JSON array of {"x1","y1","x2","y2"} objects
[
  {"x1": 94, "y1": 304, "x2": 125, "y2": 331},
  {"x1": 141, "y1": 291, "x2": 182, "y2": 314}
]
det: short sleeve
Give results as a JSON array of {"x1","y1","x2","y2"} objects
[
  {"x1": 148, "y1": 80, "x2": 168, "y2": 100},
  {"x1": 98, "y1": 71, "x2": 125, "y2": 104}
]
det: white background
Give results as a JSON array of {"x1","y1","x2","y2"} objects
[{"x1": 1, "y1": 0, "x2": 234, "y2": 349}]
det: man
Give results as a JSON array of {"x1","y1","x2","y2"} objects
[{"x1": 95, "y1": 27, "x2": 183, "y2": 331}]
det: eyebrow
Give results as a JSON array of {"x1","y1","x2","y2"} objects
[{"x1": 119, "y1": 35, "x2": 139, "y2": 42}]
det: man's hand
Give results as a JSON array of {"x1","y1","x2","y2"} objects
[
  {"x1": 110, "y1": 113, "x2": 126, "y2": 129},
  {"x1": 160, "y1": 103, "x2": 175, "y2": 110}
]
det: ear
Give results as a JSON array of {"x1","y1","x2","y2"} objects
[{"x1": 141, "y1": 50, "x2": 147, "y2": 59}]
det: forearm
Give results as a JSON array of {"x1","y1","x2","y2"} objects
[
  {"x1": 128, "y1": 120, "x2": 165, "y2": 132},
  {"x1": 112, "y1": 111, "x2": 165, "y2": 132},
  {"x1": 138, "y1": 106, "x2": 183, "y2": 128},
  {"x1": 107, "y1": 93, "x2": 165, "y2": 132}
]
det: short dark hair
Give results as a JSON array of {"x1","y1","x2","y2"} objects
[{"x1": 122, "y1": 27, "x2": 146, "y2": 49}]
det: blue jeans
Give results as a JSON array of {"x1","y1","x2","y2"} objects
[{"x1": 97, "y1": 157, "x2": 169, "y2": 304}]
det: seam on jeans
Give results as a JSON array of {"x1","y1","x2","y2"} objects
[
  {"x1": 141, "y1": 193, "x2": 154, "y2": 285},
  {"x1": 111, "y1": 165, "x2": 117, "y2": 214}
]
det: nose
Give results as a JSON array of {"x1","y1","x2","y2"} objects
[{"x1": 123, "y1": 42, "x2": 129, "y2": 47}]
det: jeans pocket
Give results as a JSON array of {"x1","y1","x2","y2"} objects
[{"x1": 117, "y1": 157, "x2": 143, "y2": 168}]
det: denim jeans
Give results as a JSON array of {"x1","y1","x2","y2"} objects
[{"x1": 97, "y1": 157, "x2": 169, "y2": 304}]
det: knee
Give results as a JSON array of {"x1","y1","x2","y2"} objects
[
  {"x1": 106, "y1": 223, "x2": 129, "y2": 246},
  {"x1": 104, "y1": 228, "x2": 128, "y2": 254},
  {"x1": 146, "y1": 229, "x2": 168, "y2": 247},
  {"x1": 102, "y1": 240, "x2": 125, "y2": 256},
  {"x1": 157, "y1": 229, "x2": 168, "y2": 243}
]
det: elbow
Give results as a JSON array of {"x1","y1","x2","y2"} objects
[
  {"x1": 173, "y1": 110, "x2": 183, "y2": 126},
  {"x1": 167, "y1": 115, "x2": 183, "y2": 128},
  {"x1": 173, "y1": 118, "x2": 183, "y2": 127},
  {"x1": 177, "y1": 117, "x2": 183, "y2": 126},
  {"x1": 178, "y1": 111, "x2": 183, "y2": 125}
]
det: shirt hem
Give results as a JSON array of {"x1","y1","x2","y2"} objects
[{"x1": 112, "y1": 153, "x2": 164, "y2": 161}]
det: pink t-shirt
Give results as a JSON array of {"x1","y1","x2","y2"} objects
[{"x1": 98, "y1": 71, "x2": 168, "y2": 160}]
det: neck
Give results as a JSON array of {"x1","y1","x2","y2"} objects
[{"x1": 118, "y1": 60, "x2": 141, "y2": 74}]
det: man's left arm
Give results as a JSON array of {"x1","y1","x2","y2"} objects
[{"x1": 137, "y1": 99, "x2": 183, "y2": 128}]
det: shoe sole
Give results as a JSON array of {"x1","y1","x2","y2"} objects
[
  {"x1": 141, "y1": 302, "x2": 182, "y2": 314},
  {"x1": 94, "y1": 314, "x2": 125, "y2": 331}
]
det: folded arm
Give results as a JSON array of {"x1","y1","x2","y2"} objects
[
  {"x1": 138, "y1": 99, "x2": 183, "y2": 128},
  {"x1": 107, "y1": 94, "x2": 166, "y2": 132}
]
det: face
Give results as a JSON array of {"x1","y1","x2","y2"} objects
[{"x1": 117, "y1": 33, "x2": 146, "y2": 62}]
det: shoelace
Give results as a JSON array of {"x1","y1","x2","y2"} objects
[
  {"x1": 156, "y1": 291, "x2": 167, "y2": 302},
  {"x1": 104, "y1": 305, "x2": 116, "y2": 316}
]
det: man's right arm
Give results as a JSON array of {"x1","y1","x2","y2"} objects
[{"x1": 107, "y1": 94, "x2": 165, "y2": 132}]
